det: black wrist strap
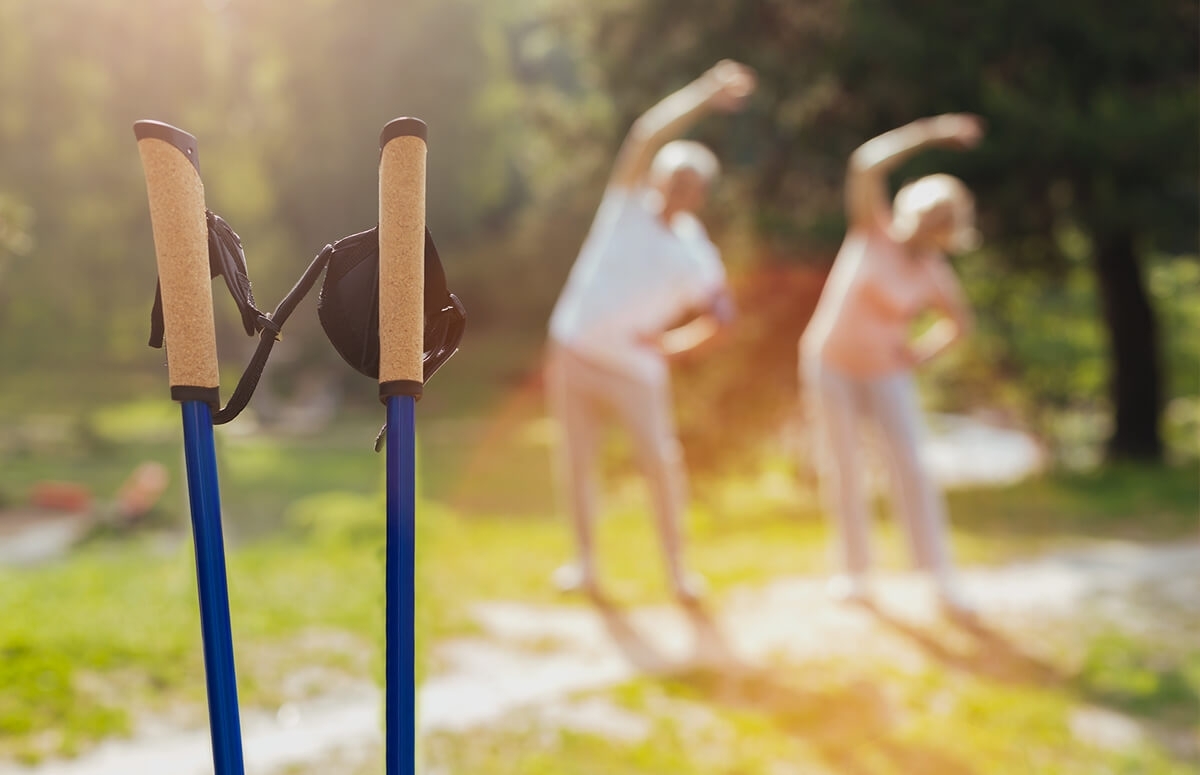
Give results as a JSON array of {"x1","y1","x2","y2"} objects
[
  {"x1": 147, "y1": 212, "x2": 465, "y2": 428},
  {"x1": 210, "y1": 243, "x2": 332, "y2": 424},
  {"x1": 149, "y1": 210, "x2": 267, "y2": 349}
]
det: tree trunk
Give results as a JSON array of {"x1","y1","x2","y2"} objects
[{"x1": 1091, "y1": 230, "x2": 1164, "y2": 461}]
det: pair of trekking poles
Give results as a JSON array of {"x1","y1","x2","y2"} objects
[{"x1": 133, "y1": 116, "x2": 464, "y2": 775}]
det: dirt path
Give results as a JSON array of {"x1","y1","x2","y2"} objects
[{"x1": 3, "y1": 539, "x2": 1194, "y2": 775}]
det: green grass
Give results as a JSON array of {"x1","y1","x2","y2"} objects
[
  {"x1": 421, "y1": 608, "x2": 1200, "y2": 774},
  {"x1": 948, "y1": 463, "x2": 1200, "y2": 541},
  {"x1": 0, "y1": 398, "x2": 387, "y2": 537},
  {"x1": 425, "y1": 651, "x2": 1200, "y2": 774},
  {"x1": 0, "y1": 400, "x2": 1196, "y2": 766},
  {"x1": 1076, "y1": 629, "x2": 1200, "y2": 724}
]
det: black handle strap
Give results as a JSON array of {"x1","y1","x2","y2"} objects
[
  {"x1": 211, "y1": 243, "x2": 332, "y2": 424},
  {"x1": 147, "y1": 212, "x2": 464, "y2": 428},
  {"x1": 149, "y1": 210, "x2": 269, "y2": 349}
]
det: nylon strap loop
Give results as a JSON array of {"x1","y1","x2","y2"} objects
[{"x1": 147, "y1": 213, "x2": 464, "y2": 428}]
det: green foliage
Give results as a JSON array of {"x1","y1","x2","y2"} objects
[
  {"x1": 0, "y1": 642, "x2": 128, "y2": 763},
  {"x1": 568, "y1": 0, "x2": 1199, "y2": 466},
  {"x1": 1077, "y1": 631, "x2": 1200, "y2": 722},
  {"x1": 0, "y1": 0, "x2": 1196, "y2": 466},
  {"x1": 0, "y1": 541, "x2": 199, "y2": 762},
  {"x1": 0, "y1": 0, "x2": 529, "y2": 372},
  {"x1": 0, "y1": 193, "x2": 33, "y2": 261},
  {"x1": 821, "y1": 0, "x2": 1200, "y2": 252},
  {"x1": 285, "y1": 490, "x2": 381, "y2": 546},
  {"x1": 944, "y1": 463, "x2": 1200, "y2": 551}
]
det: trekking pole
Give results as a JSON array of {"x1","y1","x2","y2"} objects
[
  {"x1": 134, "y1": 120, "x2": 245, "y2": 775},
  {"x1": 378, "y1": 117, "x2": 426, "y2": 775}
]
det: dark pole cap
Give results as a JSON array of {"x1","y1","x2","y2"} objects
[{"x1": 133, "y1": 120, "x2": 200, "y2": 173}]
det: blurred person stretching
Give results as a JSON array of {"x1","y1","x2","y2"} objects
[
  {"x1": 800, "y1": 114, "x2": 984, "y2": 615},
  {"x1": 546, "y1": 60, "x2": 756, "y2": 602}
]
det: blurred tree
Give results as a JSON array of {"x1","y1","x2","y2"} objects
[
  {"x1": 0, "y1": 0, "x2": 528, "y2": 384},
  {"x1": 0, "y1": 0, "x2": 1194, "y2": 467},
  {"x1": 0, "y1": 194, "x2": 33, "y2": 262},
  {"x1": 488, "y1": 0, "x2": 848, "y2": 474},
  {"x1": 0, "y1": 0, "x2": 234, "y2": 366},
  {"x1": 0, "y1": 192, "x2": 34, "y2": 315},
  {"x1": 832, "y1": 1, "x2": 1198, "y2": 462},
  {"x1": 576, "y1": 0, "x2": 1199, "y2": 463}
]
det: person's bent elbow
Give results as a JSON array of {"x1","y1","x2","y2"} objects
[
  {"x1": 847, "y1": 143, "x2": 888, "y2": 177},
  {"x1": 847, "y1": 146, "x2": 873, "y2": 175},
  {"x1": 626, "y1": 116, "x2": 657, "y2": 148},
  {"x1": 711, "y1": 290, "x2": 737, "y2": 327},
  {"x1": 955, "y1": 309, "x2": 975, "y2": 341}
]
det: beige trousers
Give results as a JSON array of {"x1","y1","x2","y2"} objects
[{"x1": 545, "y1": 344, "x2": 687, "y2": 584}]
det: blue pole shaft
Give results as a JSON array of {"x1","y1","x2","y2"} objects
[
  {"x1": 180, "y1": 401, "x2": 245, "y2": 775},
  {"x1": 385, "y1": 395, "x2": 417, "y2": 775}
]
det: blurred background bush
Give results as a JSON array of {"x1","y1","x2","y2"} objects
[{"x1": 0, "y1": 0, "x2": 1195, "y2": 475}]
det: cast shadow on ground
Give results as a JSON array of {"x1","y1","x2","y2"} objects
[
  {"x1": 590, "y1": 598, "x2": 979, "y2": 775},
  {"x1": 867, "y1": 601, "x2": 1200, "y2": 766},
  {"x1": 868, "y1": 604, "x2": 1064, "y2": 686}
]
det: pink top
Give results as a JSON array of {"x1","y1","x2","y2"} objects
[{"x1": 801, "y1": 225, "x2": 960, "y2": 378}]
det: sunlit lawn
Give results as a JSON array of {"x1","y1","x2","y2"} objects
[
  {"x1": 425, "y1": 648, "x2": 1200, "y2": 775},
  {"x1": 0, "y1": 392, "x2": 1196, "y2": 769}
]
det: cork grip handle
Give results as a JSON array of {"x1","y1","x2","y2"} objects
[
  {"x1": 134, "y1": 120, "x2": 220, "y2": 404},
  {"x1": 377, "y1": 117, "x2": 428, "y2": 399}
]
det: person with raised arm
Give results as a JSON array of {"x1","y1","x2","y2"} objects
[
  {"x1": 800, "y1": 114, "x2": 984, "y2": 615},
  {"x1": 546, "y1": 60, "x2": 756, "y2": 603}
]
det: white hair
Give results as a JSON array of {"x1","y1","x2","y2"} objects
[
  {"x1": 893, "y1": 173, "x2": 981, "y2": 253},
  {"x1": 649, "y1": 140, "x2": 720, "y2": 186}
]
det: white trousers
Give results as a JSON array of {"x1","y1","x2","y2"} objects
[
  {"x1": 804, "y1": 355, "x2": 954, "y2": 578},
  {"x1": 545, "y1": 344, "x2": 687, "y2": 583}
]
